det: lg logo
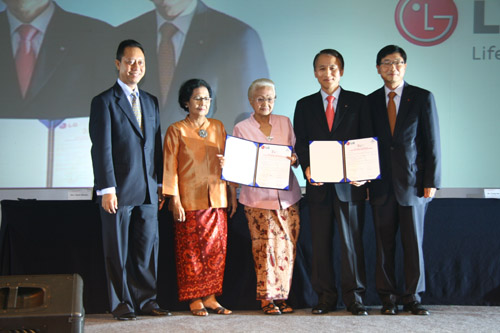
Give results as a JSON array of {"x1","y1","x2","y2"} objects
[
  {"x1": 395, "y1": 0, "x2": 458, "y2": 46},
  {"x1": 396, "y1": 0, "x2": 500, "y2": 47}
]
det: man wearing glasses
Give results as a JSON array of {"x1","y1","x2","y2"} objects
[{"x1": 368, "y1": 45, "x2": 441, "y2": 316}]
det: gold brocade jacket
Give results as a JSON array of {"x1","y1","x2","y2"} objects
[{"x1": 162, "y1": 117, "x2": 227, "y2": 211}]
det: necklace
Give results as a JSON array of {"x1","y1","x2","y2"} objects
[{"x1": 187, "y1": 116, "x2": 207, "y2": 138}]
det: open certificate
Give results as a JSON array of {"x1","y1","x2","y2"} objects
[
  {"x1": 221, "y1": 135, "x2": 292, "y2": 190},
  {"x1": 310, "y1": 137, "x2": 381, "y2": 183}
]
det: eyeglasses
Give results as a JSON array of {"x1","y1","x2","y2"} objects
[
  {"x1": 192, "y1": 96, "x2": 211, "y2": 103},
  {"x1": 254, "y1": 97, "x2": 276, "y2": 104},
  {"x1": 380, "y1": 60, "x2": 405, "y2": 67}
]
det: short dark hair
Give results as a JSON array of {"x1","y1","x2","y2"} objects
[
  {"x1": 178, "y1": 79, "x2": 213, "y2": 112},
  {"x1": 376, "y1": 45, "x2": 407, "y2": 65},
  {"x1": 313, "y1": 49, "x2": 345, "y2": 70},
  {"x1": 116, "y1": 39, "x2": 145, "y2": 61}
]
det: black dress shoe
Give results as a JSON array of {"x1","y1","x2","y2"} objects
[
  {"x1": 312, "y1": 303, "x2": 335, "y2": 315},
  {"x1": 145, "y1": 308, "x2": 173, "y2": 316},
  {"x1": 403, "y1": 301, "x2": 430, "y2": 315},
  {"x1": 348, "y1": 302, "x2": 368, "y2": 316},
  {"x1": 381, "y1": 302, "x2": 398, "y2": 315},
  {"x1": 115, "y1": 312, "x2": 137, "y2": 321}
]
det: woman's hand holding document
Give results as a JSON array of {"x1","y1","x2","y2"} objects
[{"x1": 221, "y1": 135, "x2": 292, "y2": 190}]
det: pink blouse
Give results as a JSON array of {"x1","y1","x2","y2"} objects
[{"x1": 233, "y1": 113, "x2": 302, "y2": 210}]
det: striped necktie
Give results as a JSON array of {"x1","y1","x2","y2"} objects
[
  {"x1": 131, "y1": 92, "x2": 142, "y2": 132},
  {"x1": 158, "y1": 22, "x2": 178, "y2": 107}
]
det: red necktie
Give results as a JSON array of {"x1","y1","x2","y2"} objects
[
  {"x1": 15, "y1": 24, "x2": 38, "y2": 98},
  {"x1": 326, "y1": 95, "x2": 335, "y2": 131},
  {"x1": 158, "y1": 23, "x2": 178, "y2": 107},
  {"x1": 387, "y1": 91, "x2": 397, "y2": 135}
]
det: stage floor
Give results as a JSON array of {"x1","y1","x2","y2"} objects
[{"x1": 84, "y1": 306, "x2": 500, "y2": 333}]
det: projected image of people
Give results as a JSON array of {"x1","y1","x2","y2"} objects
[
  {"x1": 0, "y1": 0, "x2": 115, "y2": 188},
  {"x1": 0, "y1": 0, "x2": 114, "y2": 119},
  {"x1": 118, "y1": 0, "x2": 269, "y2": 132}
]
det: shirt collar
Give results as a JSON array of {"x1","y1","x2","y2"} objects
[
  {"x1": 7, "y1": 1, "x2": 55, "y2": 36},
  {"x1": 249, "y1": 112, "x2": 275, "y2": 126},
  {"x1": 320, "y1": 86, "x2": 341, "y2": 101},
  {"x1": 384, "y1": 81, "x2": 405, "y2": 97},
  {"x1": 155, "y1": 0, "x2": 197, "y2": 36},
  {"x1": 117, "y1": 78, "x2": 139, "y2": 98}
]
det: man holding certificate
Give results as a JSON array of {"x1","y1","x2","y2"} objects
[
  {"x1": 293, "y1": 49, "x2": 373, "y2": 315},
  {"x1": 368, "y1": 45, "x2": 441, "y2": 316}
]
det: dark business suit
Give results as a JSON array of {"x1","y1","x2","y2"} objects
[
  {"x1": 368, "y1": 82, "x2": 441, "y2": 305},
  {"x1": 117, "y1": 1, "x2": 269, "y2": 132},
  {"x1": 89, "y1": 82, "x2": 163, "y2": 316},
  {"x1": 294, "y1": 88, "x2": 372, "y2": 308},
  {"x1": 0, "y1": 3, "x2": 114, "y2": 119}
]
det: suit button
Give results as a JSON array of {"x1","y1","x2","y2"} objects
[{"x1": 390, "y1": 146, "x2": 394, "y2": 150}]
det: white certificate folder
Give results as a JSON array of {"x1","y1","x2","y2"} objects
[
  {"x1": 221, "y1": 135, "x2": 292, "y2": 190},
  {"x1": 309, "y1": 137, "x2": 381, "y2": 183}
]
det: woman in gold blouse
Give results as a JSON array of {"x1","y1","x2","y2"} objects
[{"x1": 162, "y1": 79, "x2": 233, "y2": 316}]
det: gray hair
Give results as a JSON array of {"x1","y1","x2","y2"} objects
[{"x1": 247, "y1": 78, "x2": 276, "y2": 99}]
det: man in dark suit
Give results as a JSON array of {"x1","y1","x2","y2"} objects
[
  {"x1": 0, "y1": 0, "x2": 114, "y2": 119},
  {"x1": 117, "y1": 0, "x2": 268, "y2": 132},
  {"x1": 368, "y1": 45, "x2": 441, "y2": 316},
  {"x1": 89, "y1": 40, "x2": 170, "y2": 320},
  {"x1": 294, "y1": 49, "x2": 373, "y2": 315}
]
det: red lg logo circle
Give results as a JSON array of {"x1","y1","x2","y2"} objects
[{"x1": 395, "y1": 0, "x2": 458, "y2": 46}]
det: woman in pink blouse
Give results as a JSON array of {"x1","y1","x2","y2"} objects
[{"x1": 230, "y1": 78, "x2": 302, "y2": 315}]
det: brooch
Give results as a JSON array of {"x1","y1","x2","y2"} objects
[{"x1": 199, "y1": 129, "x2": 207, "y2": 138}]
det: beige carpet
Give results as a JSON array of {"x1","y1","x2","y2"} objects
[{"x1": 84, "y1": 306, "x2": 500, "y2": 332}]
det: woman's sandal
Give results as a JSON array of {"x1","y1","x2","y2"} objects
[
  {"x1": 207, "y1": 306, "x2": 232, "y2": 315},
  {"x1": 275, "y1": 300, "x2": 294, "y2": 314},
  {"x1": 190, "y1": 299, "x2": 209, "y2": 316},
  {"x1": 190, "y1": 307, "x2": 208, "y2": 316},
  {"x1": 262, "y1": 302, "x2": 281, "y2": 315}
]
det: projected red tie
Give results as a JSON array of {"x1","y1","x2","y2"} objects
[
  {"x1": 16, "y1": 24, "x2": 38, "y2": 98},
  {"x1": 387, "y1": 91, "x2": 397, "y2": 135},
  {"x1": 326, "y1": 95, "x2": 335, "y2": 131},
  {"x1": 158, "y1": 23, "x2": 178, "y2": 106}
]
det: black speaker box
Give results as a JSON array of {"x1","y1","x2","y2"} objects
[{"x1": 0, "y1": 274, "x2": 84, "y2": 333}]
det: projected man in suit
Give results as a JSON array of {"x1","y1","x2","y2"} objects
[
  {"x1": 294, "y1": 49, "x2": 372, "y2": 316},
  {"x1": 0, "y1": 0, "x2": 114, "y2": 119},
  {"x1": 118, "y1": 0, "x2": 269, "y2": 132},
  {"x1": 89, "y1": 40, "x2": 170, "y2": 320},
  {"x1": 368, "y1": 45, "x2": 441, "y2": 316}
]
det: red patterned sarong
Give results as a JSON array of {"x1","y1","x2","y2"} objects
[{"x1": 174, "y1": 208, "x2": 227, "y2": 301}]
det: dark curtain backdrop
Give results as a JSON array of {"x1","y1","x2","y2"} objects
[{"x1": 1, "y1": 198, "x2": 499, "y2": 314}]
